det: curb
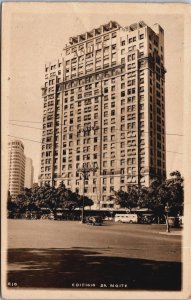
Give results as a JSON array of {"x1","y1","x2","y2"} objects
[{"x1": 159, "y1": 231, "x2": 182, "y2": 236}]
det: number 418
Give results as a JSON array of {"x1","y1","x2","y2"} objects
[{"x1": 8, "y1": 282, "x2": 17, "y2": 287}]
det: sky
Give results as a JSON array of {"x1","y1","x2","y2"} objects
[{"x1": 4, "y1": 3, "x2": 185, "y2": 181}]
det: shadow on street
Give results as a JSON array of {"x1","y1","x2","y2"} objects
[{"x1": 8, "y1": 248, "x2": 181, "y2": 290}]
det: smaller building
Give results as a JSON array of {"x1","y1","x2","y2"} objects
[
  {"x1": 8, "y1": 140, "x2": 25, "y2": 199},
  {"x1": 25, "y1": 157, "x2": 34, "y2": 189}
]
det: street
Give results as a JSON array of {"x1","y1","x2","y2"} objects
[{"x1": 8, "y1": 220, "x2": 182, "y2": 290}]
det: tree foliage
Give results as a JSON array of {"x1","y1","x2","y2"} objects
[
  {"x1": 8, "y1": 181, "x2": 93, "y2": 214},
  {"x1": 8, "y1": 171, "x2": 184, "y2": 218},
  {"x1": 113, "y1": 171, "x2": 184, "y2": 216}
]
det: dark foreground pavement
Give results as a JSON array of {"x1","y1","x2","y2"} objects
[{"x1": 7, "y1": 220, "x2": 182, "y2": 290}]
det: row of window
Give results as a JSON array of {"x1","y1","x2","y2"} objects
[
  {"x1": 65, "y1": 33, "x2": 117, "y2": 55},
  {"x1": 65, "y1": 55, "x2": 138, "y2": 75},
  {"x1": 45, "y1": 62, "x2": 62, "y2": 72},
  {"x1": 44, "y1": 61, "x2": 163, "y2": 94},
  {"x1": 41, "y1": 159, "x2": 150, "y2": 176},
  {"x1": 65, "y1": 31, "x2": 145, "y2": 56},
  {"x1": 62, "y1": 71, "x2": 138, "y2": 92}
]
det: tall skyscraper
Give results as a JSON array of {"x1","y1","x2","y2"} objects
[
  {"x1": 39, "y1": 20, "x2": 166, "y2": 209},
  {"x1": 8, "y1": 140, "x2": 25, "y2": 199},
  {"x1": 25, "y1": 157, "x2": 34, "y2": 188}
]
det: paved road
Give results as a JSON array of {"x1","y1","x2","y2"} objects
[{"x1": 7, "y1": 220, "x2": 182, "y2": 290}]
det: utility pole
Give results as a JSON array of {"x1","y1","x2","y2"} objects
[
  {"x1": 99, "y1": 77, "x2": 103, "y2": 209},
  {"x1": 165, "y1": 202, "x2": 170, "y2": 233},
  {"x1": 77, "y1": 163, "x2": 97, "y2": 223}
]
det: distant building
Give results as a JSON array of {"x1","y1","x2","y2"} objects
[
  {"x1": 25, "y1": 157, "x2": 34, "y2": 188},
  {"x1": 8, "y1": 140, "x2": 25, "y2": 199},
  {"x1": 39, "y1": 20, "x2": 166, "y2": 209}
]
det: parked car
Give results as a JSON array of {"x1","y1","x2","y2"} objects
[
  {"x1": 85, "y1": 216, "x2": 103, "y2": 226},
  {"x1": 114, "y1": 213, "x2": 138, "y2": 223},
  {"x1": 54, "y1": 208, "x2": 63, "y2": 220},
  {"x1": 104, "y1": 216, "x2": 113, "y2": 221},
  {"x1": 139, "y1": 214, "x2": 153, "y2": 224},
  {"x1": 48, "y1": 212, "x2": 55, "y2": 220}
]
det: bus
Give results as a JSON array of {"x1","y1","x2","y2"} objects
[{"x1": 114, "y1": 214, "x2": 138, "y2": 223}]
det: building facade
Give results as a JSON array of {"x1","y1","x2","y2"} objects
[
  {"x1": 25, "y1": 157, "x2": 34, "y2": 188},
  {"x1": 8, "y1": 140, "x2": 25, "y2": 199},
  {"x1": 39, "y1": 20, "x2": 166, "y2": 209}
]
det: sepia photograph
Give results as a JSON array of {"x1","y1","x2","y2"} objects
[{"x1": 1, "y1": 2, "x2": 191, "y2": 299}]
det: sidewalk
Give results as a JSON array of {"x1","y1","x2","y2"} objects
[{"x1": 159, "y1": 230, "x2": 182, "y2": 236}]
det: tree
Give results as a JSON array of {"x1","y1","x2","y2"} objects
[
  {"x1": 7, "y1": 191, "x2": 18, "y2": 212},
  {"x1": 165, "y1": 171, "x2": 184, "y2": 215},
  {"x1": 146, "y1": 171, "x2": 184, "y2": 217},
  {"x1": 113, "y1": 186, "x2": 139, "y2": 209},
  {"x1": 112, "y1": 171, "x2": 184, "y2": 217},
  {"x1": 77, "y1": 195, "x2": 94, "y2": 209},
  {"x1": 13, "y1": 181, "x2": 94, "y2": 213},
  {"x1": 112, "y1": 190, "x2": 129, "y2": 208}
]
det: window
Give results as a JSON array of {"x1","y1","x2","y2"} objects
[
  {"x1": 127, "y1": 88, "x2": 135, "y2": 95},
  {"x1": 121, "y1": 133, "x2": 125, "y2": 139},
  {"x1": 103, "y1": 128, "x2": 108, "y2": 134},
  {"x1": 121, "y1": 58, "x2": 125, "y2": 64},
  {"x1": 128, "y1": 79, "x2": 135, "y2": 86},
  {"x1": 104, "y1": 47, "x2": 109, "y2": 55},
  {"x1": 103, "y1": 34, "x2": 109, "y2": 41},
  {"x1": 103, "y1": 161, "x2": 107, "y2": 167},
  {"x1": 121, "y1": 142, "x2": 125, "y2": 148},
  {"x1": 140, "y1": 34, "x2": 144, "y2": 40},
  {"x1": 128, "y1": 54, "x2": 135, "y2": 62},
  {"x1": 121, "y1": 108, "x2": 125, "y2": 114},
  {"x1": 110, "y1": 186, "x2": 114, "y2": 192},
  {"x1": 121, "y1": 99, "x2": 125, "y2": 106}
]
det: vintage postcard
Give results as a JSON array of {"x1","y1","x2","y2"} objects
[{"x1": 1, "y1": 2, "x2": 191, "y2": 299}]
